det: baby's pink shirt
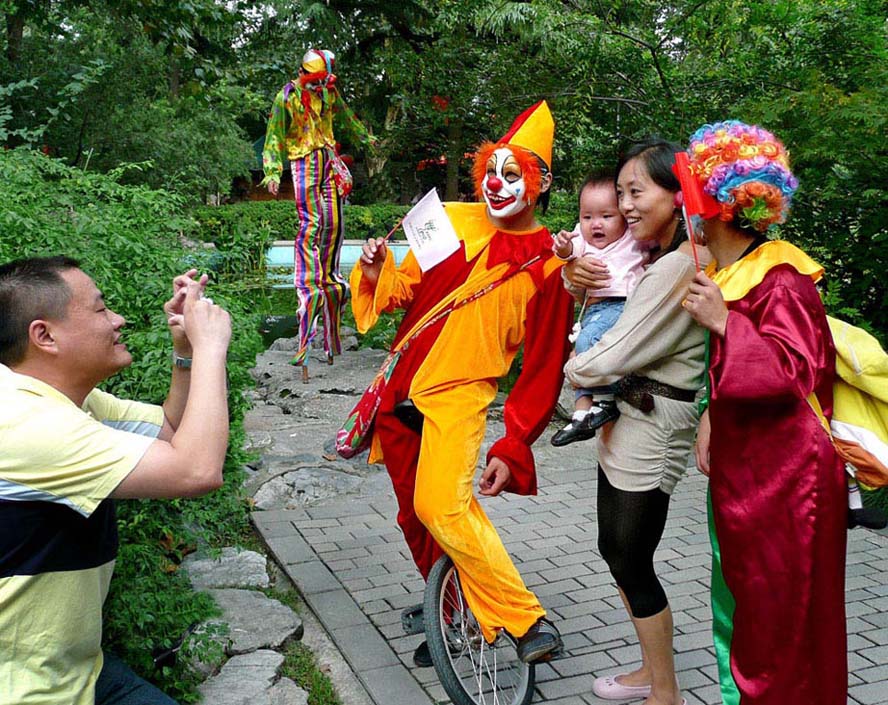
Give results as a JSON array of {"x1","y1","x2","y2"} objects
[{"x1": 562, "y1": 226, "x2": 648, "y2": 298}]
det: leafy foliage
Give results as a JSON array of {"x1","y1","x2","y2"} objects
[
  {"x1": 0, "y1": 148, "x2": 263, "y2": 700},
  {"x1": 2, "y1": 0, "x2": 883, "y2": 333}
]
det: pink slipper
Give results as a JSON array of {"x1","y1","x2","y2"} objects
[{"x1": 591, "y1": 674, "x2": 652, "y2": 700}]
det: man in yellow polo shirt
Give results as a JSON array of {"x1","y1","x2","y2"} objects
[{"x1": 0, "y1": 256, "x2": 232, "y2": 705}]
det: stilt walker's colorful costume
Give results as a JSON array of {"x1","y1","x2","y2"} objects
[
  {"x1": 687, "y1": 122, "x2": 847, "y2": 705},
  {"x1": 350, "y1": 102, "x2": 574, "y2": 640},
  {"x1": 262, "y1": 49, "x2": 375, "y2": 367}
]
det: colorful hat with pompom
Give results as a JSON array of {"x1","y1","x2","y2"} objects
[
  {"x1": 302, "y1": 49, "x2": 334, "y2": 75},
  {"x1": 686, "y1": 120, "x2": 798, "y2": 232}
]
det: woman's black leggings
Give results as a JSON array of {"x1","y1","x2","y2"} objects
[{"x1": 597, "y1": 465, "x2": 670, "y2": 618}]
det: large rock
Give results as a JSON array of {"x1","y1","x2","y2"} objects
[
  {"x1": 198, "y1": 650, "x2": 283, "y2": 705},
  {"x1": 183, "y1": 548, "x2": 269, "y2": 590},
  {"x1": 269, "y1": 678, "x2": 309, "y2": 705},
  {"x1": 267, "y1": 333, "x2": 359, "y2": 354},
  {"x1": 252, "y1": 466, "x2": 364, "y2": 510},
  {"x1": 208, "y1": 588, "x2": 303, "y2": 654}
]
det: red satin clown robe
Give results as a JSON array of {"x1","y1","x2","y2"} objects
[
  {"x1": 350, "y1": 202, "x2": 573, "y2": 639},
  {"x1": 707, "y1": 241, "x2": 847, "y2": 705}
]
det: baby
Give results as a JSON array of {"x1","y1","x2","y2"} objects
[{"x1": 551, "y1": 171, "x2": 648, "y2": 446}]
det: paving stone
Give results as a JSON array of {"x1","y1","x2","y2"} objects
[
  {"x1": 208, "y1": 589, "x2": 303, "y2": 654},
  {"x1": 331, "y1": 623, "x2": 400, "y2": 671},
  {"x1": 282, "y1": 560, "x2": 340, "y2": 595},
  {"x1": 359, "y1": 664, "x2": 436, "y2": 705},
  {"x1": 305, "y1": 588, "x2": 370, "y2": 630},
  {"x1": 264, "y1": 534, "x2": 316, "y2": 566},
  {"x1": 183, "y1": 548, "x2": 269, "y2": 590},
  {"x1": 198, "y1": 650, "x2": 284, "y2": 704},
  {"x1": 850, "y1": 682, "x2": 888, "y2": 705}
]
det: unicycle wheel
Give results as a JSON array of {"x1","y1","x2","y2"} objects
[{"x1": 424, "y1": 554, "x2": 535, "y2": 705}]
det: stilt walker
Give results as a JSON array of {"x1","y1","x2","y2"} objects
[{"x1": 261, "y1": 49, "x2": 375, "y2": 380}]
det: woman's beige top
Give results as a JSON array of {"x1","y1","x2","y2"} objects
[
  {"x1": 563, "y1": 250, "x2": 706, "y2": 494},
  {"x1": 563, "y1": 250, "x2": 705, "y2": 391}
]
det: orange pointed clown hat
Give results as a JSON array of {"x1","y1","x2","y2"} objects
[{"x1": 499, "y1": 100, "x2": 554, "y2": 169}]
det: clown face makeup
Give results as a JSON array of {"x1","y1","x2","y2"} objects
[{"x1": 481, "y1": 147, "x2": 532, "y2": 219}]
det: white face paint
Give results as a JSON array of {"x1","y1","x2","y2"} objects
[{"x1": 481, "y1": 147, "x2": 530, "y2": 219}]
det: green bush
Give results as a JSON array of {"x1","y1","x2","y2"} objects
[
  {"x1": 539, "y1": 189, "x2": 578, "y2": 236},
  {"x1": 0, "y1": 148, "x2": 263, "y2": 701}
]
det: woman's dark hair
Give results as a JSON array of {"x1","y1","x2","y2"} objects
[
  {"x1": 616, "y1": 137, "x2": 684, "y2": 254},
  {"x1": 615, "y1": 137, "x2": 682, "y2": 194}
]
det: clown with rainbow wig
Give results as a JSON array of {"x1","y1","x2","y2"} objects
[
  {"x1": 261, "y1": 49, "x2": 375, "y2": 378},
  {"x1": 682, "y1": 120, "x2": 847, "y2": 705},
  {"x1": 350, "y1": 101, "x2": 573, "y2": 666}
]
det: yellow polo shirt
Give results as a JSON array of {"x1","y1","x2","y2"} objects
[{"x1": 0, "y1": 364, "x2": 164, "y2": 705}]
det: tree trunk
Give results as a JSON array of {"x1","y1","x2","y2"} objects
[
  {"x1": 444, "y1": 120, "x2": 462, "y2": 201},
  {"x1": 6, "y1": 11, "x2": 24, "y2": 64},
  {"x1": 169, "y1": 60, "x2": 180, "y2": 99}
]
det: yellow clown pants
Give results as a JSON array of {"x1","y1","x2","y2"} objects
[{"x1": 411, "y1": 384, "x2": 546, "y2": 643}]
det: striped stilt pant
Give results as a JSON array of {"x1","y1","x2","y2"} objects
[{"x1": 289, "y1": 148, "x2": 348, "y2": 364}]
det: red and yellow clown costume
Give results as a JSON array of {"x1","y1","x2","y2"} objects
[
  {"x1": 350, "y1": 102, "x2": 574, "y2": 641},
  {"x1": 262, "y1": 49, "x2": 375, "y2": 367}
]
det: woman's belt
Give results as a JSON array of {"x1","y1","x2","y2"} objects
[{"x1": 617, "y1": 374, "x2": 697, "y2": 413}]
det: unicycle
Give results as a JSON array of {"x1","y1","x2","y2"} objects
[{"x1": 423, "y1": 554, "x2": 535, "y2": 705}]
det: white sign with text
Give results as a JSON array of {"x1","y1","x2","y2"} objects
[{"x1": 402, "y1": 189, "x2": 460, "y2": 272}]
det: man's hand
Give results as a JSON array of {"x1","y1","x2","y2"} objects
[
  {"x1": 684, "y1": 271, "x2": 728, "y2": 336},
  {"x1": 552, "y1": 230, "x2": 575, "y2": 259},
  {"x1": 267, "y1": 180, "x2": 280, "y2": 197},
  {"x1": 479, "y1": 457, "x2": 512, "y2": 497},
  {"x1": 359, "y1": 237, "x2": 388, "y2": 286},
  {"x1": 564, "y1": 254, "x2": 611, "y2": 290},
  {"x1": 181, "y1": 279, "x2": 231, "y2": 357},
  {"x1": 695, "y1": 408, "x2": 711, "y2": 476},
  {"x1": 116, "y1": 279, "x2": 231, "y2": 500},
  {"x1": 164, "y1": 269, "x2": 208, "y2": 356}
]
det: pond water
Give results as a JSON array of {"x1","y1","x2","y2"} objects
[
  {"x1": 262, "y1": 240, "x2": 411, "y2": 346},
  {"x1": 260, "y1": 314, "x2": 299, "y2": 347},
  {"x1": 266, "y1": 240, "x2": 410, "y2": 288}
]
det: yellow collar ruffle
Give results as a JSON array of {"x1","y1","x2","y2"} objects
[
  {"x1": 443, "y1": 201, "x2": 546, "y2": 261},
  {"x1": 707, "y1": 240, "x2": 823, "y2": 302}
]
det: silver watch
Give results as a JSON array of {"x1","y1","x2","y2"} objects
[{"x1": 172, "y1": 352, "x2": 192, "y2": 369}]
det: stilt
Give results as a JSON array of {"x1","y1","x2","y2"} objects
[
  {"x1": 326, "y1": 352, "x2": 334, "y2": 365},
  {"x1": 302, "y1": 364, "x2": 310, "y2": 384}
]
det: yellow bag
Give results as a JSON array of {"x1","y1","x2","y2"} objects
[{"x1": 825, "y1": 317, "x2": 888, "y2": 488}]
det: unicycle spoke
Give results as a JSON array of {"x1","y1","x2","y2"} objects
[{"x1": 424, "y1": 555, "x2": 535, "y2": 705}]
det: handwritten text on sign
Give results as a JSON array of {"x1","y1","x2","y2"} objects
[{"x1": 402, "y1": 189, "x2": 460, "y2": 271}]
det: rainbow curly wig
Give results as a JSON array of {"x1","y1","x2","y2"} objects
[{"x1": 686, "y1": 120, "x2": 798, "y2": 233}]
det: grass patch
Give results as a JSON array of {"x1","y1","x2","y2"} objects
[
  {"x1": 260, "y1": 588, "x2": 341, "y2": 705},
  {"x1": 280, "y1": 641, "x2": 342, "y2": 705}
]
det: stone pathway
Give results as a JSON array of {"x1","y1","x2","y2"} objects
[
  {"x1": 247, "y1": 341, "x2": 888, "y2": 705},
  {"x1": 178, "y1": 546, "x2": 308, "y2": 705}
]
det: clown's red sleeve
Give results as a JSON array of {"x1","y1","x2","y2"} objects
[
  {"x1": 487, "y1": 264, "x2": 574, "y2": 494},
  {"x1": 710, "y1": 267, "x2": 829, "y2": 405}
]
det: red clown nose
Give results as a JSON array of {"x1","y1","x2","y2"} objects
[{"x1": 486, "y1": 175, "x2": 503, "y2": 192}]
